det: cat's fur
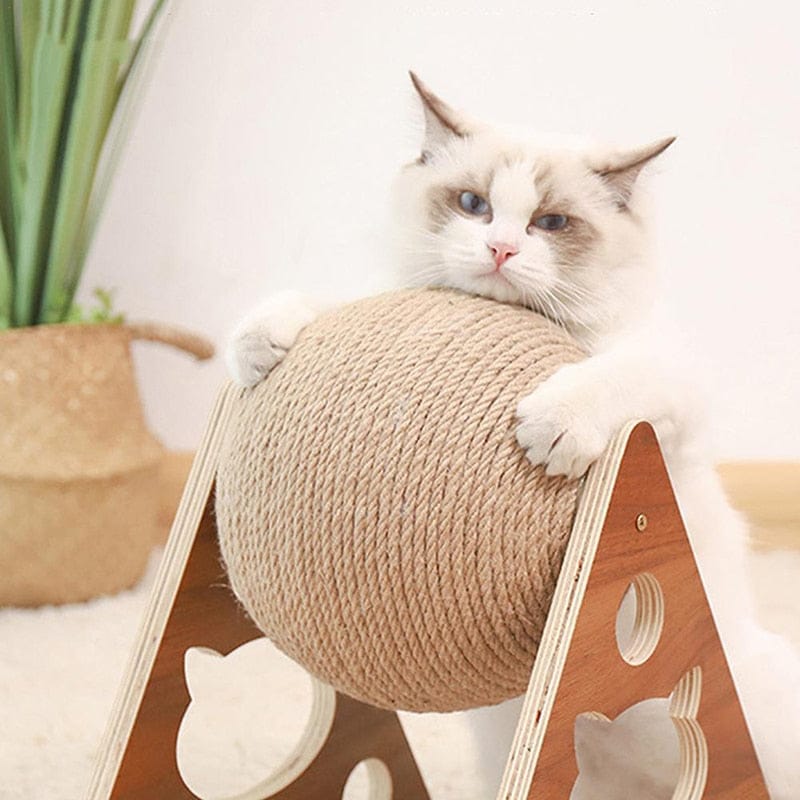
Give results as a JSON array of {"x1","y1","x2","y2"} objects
[
  {"x1": 226, "y1": 74, "x2": 800, "y2": 798},
  {"x1": 571, "y1": 702, "x2": 680, "y2": 800}
]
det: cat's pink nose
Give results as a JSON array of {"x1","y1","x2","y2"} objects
[{"x1": 488, "y1": 241, "x2": 519, "y2": 269}]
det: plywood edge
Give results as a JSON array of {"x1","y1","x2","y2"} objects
[
  {"x1": 86, "y1": 382, "x2": 240, "y2": 800},
  {"x1": 496, "y1": 420, "x2": 647, "y2": 800}
]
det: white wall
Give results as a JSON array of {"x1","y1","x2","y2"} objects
[{"x1": 81, "y1": 0, "x2": 800, "y2": 460}]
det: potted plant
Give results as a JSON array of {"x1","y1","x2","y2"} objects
[{"x1": 0, "y1": 1, "x2": 213, "y2": 605}]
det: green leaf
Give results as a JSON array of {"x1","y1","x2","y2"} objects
[
  {"x1": 16, "y1": 0, "x2": 42, "y2": 159},
  {"x1": 60, "y1": 284, "x2": 125, "y2": 325},
  {"x1": 0, "y1": 223, "x2": 11, "y2": 328},
  {"x1": 12, "y1": 0, "x2": 88, "y2": 326},
  {"x1": 1, "y1": 0, "x2": 170, "y2": 327},
  {"x1": 88, "y1": 285, "x2": 124, "y2": 322},
  {"x1": 64, "y1": 302, "x2": 85, "y2": 323},
  {"x1": 0, "y1": 0, "x2": 18, "y2": 273},
  {"x1": 43, "y1": 0, "x2": 170, "y2": 322}
]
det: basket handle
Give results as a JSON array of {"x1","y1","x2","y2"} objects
[{"x1": 126, "y1": 321, "x2": 215, "y2": 360}]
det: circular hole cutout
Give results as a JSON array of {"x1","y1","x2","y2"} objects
[
  {"x1": 342, "y1": 758, "x2": 392, "y2": 800},
  {"x1": 615, "y1": 573, "x2": 665, "y2": 666}
]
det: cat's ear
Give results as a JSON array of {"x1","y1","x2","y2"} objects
[
  {"x1": 591, "y1": 136, "x2": 676, "y2": 207},
  {"x1": 409, "y1": 71, "x2": 470, "y2": 160},
  {"x1": 184, "y1": 646, "x2": 224, "y2": 699},
  {"x1": 574, "y1": 711, "x2": 612, "y2": 772}
]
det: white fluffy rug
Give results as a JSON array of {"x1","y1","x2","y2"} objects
[{"x1": 0, "y1": 552, "x2": 165, "y2": 800}]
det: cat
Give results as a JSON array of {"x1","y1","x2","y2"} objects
[
  {"x1": 571, "y1": 701, "x2": 680, "y2": 800},
  {"x1": 226, "y1": 73, "x2": 800, "y2": 798}
]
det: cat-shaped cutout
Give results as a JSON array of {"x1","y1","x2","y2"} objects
[
  {"x1": 571, "y1": 701, "x2": 679, "y2": 800},
  {"x1": 176, "y1": 637, "x2": 335, "y2": 800},
  {"x1": 571, "y1": 668, "x2": 707, "y2": 800}
]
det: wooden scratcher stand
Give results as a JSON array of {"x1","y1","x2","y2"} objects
[{"x1": 87, "y1": 384, "x2": 768, "y2": 799}]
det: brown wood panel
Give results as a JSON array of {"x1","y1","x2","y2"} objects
[
  {"x1": 527, "y1": 424, "x2": 768, "y2": 798},
  {"x1": 111, "y1": 493, "x2": 260, "y2": 798}
]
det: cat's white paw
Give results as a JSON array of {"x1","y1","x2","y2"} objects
[
  {"x1": 227, "y1": 332, "x2": 286, "y2": 388},
  {"x1": 516, "y1": 367, "x2": 613, "y2": 479},
  {"x1": 225, "y1": 290, "x2": 320, "y2": 388}
]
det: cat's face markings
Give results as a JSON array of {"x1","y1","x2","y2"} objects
[
  {"x1": 423, "y1": 152, "x2": 599, "y2": 286},
  {"x1": 426, "y1": 170, "x2": 494, "y2": 232}
]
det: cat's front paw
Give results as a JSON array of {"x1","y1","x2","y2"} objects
[
  {"x1": 516, "y1": 368, "x2": 612, "y2": 479},
  {"x1": 226, "y1": 329, "x2": 286, "y2": 388},
  {"x1": 225, "y1": 290, "x2": 320, "y2": 388}
]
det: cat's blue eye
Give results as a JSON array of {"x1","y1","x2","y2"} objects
[
  {"x1": 459, "y1": 191, "x2": 489, "y2": 216},
  {"x1": 531, "y1": 214, "x2": 569, "y2": 231}
]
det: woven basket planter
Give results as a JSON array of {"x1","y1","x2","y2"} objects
[{"x1": 0, "y1": 321, "x2": 213, "y2": 606}]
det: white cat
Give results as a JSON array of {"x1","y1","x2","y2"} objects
[
  {"x1": 571, "y1": 701, "x2": 680, "y2": 800},
  {"x1": 226, "y1": 74, "x2": 800, "y2": 798}
]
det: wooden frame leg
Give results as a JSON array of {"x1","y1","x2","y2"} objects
[
  {"x1": 87, "y1": 386, "x2": 430, "y2": 800},
  {"x1": 498, "y1": 422, "x2": 769, "y2": 799}
]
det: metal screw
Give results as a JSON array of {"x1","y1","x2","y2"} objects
[{"x1": 636, "y1": 513, "x2": 648, "y2": 532}]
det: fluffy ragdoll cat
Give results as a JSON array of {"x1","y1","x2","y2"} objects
[{"x1": 226, "y1": 74, "x2": 800, "y2": 798}]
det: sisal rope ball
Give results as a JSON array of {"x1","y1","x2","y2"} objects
[{"x1": 216, "y1": 288, "x2": 585, "y2": 712}]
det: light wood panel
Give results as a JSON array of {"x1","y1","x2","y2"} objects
[{"x1": 718, "y1": 462, "x2": 800, "y2": 551}]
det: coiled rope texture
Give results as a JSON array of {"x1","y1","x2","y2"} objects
[{"x1": 216, "y1": 288, "x2": 584, "y2": 712}]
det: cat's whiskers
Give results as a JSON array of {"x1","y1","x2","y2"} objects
[
  {"x1": 502, "y1": 263, "x2": 563, "y2": 322},
  {"x1": 545, "y1": 275, "x2": 611, "y2": 326},
  {"x1": 508, "y1": 267, "x2": 602, "y2": 338},
  {"x1": 514, "y1": 282, "x2": 567, "y2": 332},
  {"x1": 402, "y1": 262, "x2": 455, "y2": 288},
  {"x1": 402, "y1": 221, "x2": 618, "y2": 343}
]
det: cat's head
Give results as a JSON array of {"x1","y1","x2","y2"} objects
[{"x1": 392, "y1": 73, "x2": 674, "y2": 345}]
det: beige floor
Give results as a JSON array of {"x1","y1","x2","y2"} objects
[
  {"x1": 162, "y1": 454, "x2": 800, "y2": 551},
  {"x1": 718, "y1": 462, "x2": 800, "y2": 551}
]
